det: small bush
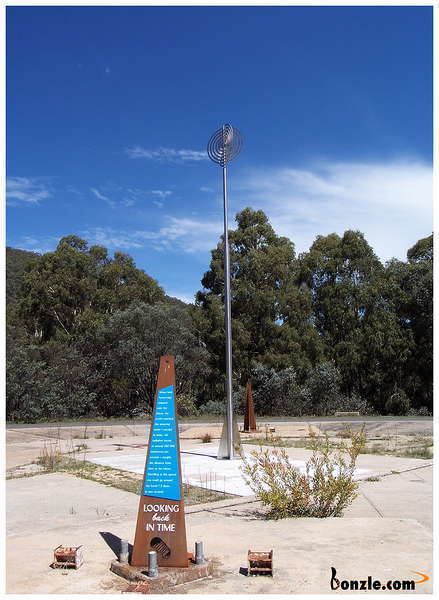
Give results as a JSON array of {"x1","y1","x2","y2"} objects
[
  {"x1": 242, "y1": 427, "x2": 366, "y2": 518},
  {"x1": 385, "y1": 389, "x2": 410, "y2": 416},
  {"x1": 335, "y1": 394, "x2": 375, "y2": 416},
  {"x1": 304, "y1": 362, "x2": 344, "y2": 416},
  {"x1": 37, "y1": 442, "x2": 63, "y2": 472},
  {"x1": 407, "y1": 406, "x2": 432, "y2": 417},
  {"x1": 176, "y1": 393, "x2": 199, "y2": 417},
  {"x1": 251, "y1": 363, "x2": 312, "y2": 416},
  {"x1": 199, "y1": 400, "x2": 224, "y2": 416},
  {"x1": 201, "y1": 432, "x2": 212, "y2": 443}
]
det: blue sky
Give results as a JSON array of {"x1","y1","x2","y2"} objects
[{"x1": 6, "y1": 6, "x2": 432, "y2": 302}]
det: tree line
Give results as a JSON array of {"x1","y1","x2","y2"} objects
[{"x1": 6, "y1": 209, "x2": 432, "y2": 422}]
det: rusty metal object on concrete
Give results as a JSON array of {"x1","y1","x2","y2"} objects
[
  {"x1": 111, "y1": 557, "x2": 216, "y2": 593},
  {"x1": 247, "y1": 549, "x2": 273, "y2": 576},
  {"x1": 131, "y1": 355, "x2": 189, "y2": 568},
  {"x1": 265, "y1": 424, "x2": 276, "y2": 436},
  {"x1": 124, "y1": 580, "x2": 151, "y2": 594},
  {"x1": 51, "y1": 545, "x2": 83, "y2": 569},
  {"x1": 243, "y1": 381, "x2": 258, "y2": 433}
]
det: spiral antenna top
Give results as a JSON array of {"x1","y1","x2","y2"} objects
[{"x1": 207, "y1": 123, "x2": 243, "y2": 167}]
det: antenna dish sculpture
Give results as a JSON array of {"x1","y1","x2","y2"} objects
[
  {"x1": 207, "y1": 123, "x2": 243, "y2": 459},
  {"x1": 207, "y1": 124, "x2": 243, "y2": 166}
]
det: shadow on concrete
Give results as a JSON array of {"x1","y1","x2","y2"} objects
[
  {"x1": 99, "y1": 531, "x2": 133, "y2": 561},
  {"x1": 180, "y1": 450, "x2": 218, "y2": 458},
  {"x1": 110, "y1": 443, "x2": 146, "y2": 449}
]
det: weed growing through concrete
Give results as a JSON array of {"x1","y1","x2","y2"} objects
[
  {"x1": 95, "y1": 428, "x2": 106, "y2": 439},
  {"x1": 243, "y1": 428, "x2": 433, "y2": 460},
  {"x1": 73, "y1": 426, "x2": 89, "y2": 440},
  {"x1": 36, "y1": 444, "x2": 229, "y2": 505},
  {"x1": 74, "y1": 443, "x2": 88, "y2": 451},
  {"x1": 242, "y1": 426, "x2": 366, "y2": 519},
  {"x1": 38, "y1": 441, "x2": 63, "y2": 471}
]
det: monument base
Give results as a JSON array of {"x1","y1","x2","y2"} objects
[
  {"x1": 110, "y1": 558, "x2": 216, "y2": 593},
  {"x1": 217, "y1": 414, "x2": 242, "y2": 459}
]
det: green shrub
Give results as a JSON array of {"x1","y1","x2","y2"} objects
[
  {"x1": 407, "y1": 405, "x2": 431, "y2": 417},
  {"x1": 176, "y1": 393, "x2": 199, "y2": 417},
  {"x1": 304, "y1": 362, "x2": 344, "y2": 416},
  {"x1": 385, "y1": 388, "x2": 410, "y2": 415},
  {"x1": 242, "y1": 427, "x2": 366, "y2": 518},
  {"x1": 199, "y1": 400, "x2": 225, "y2": 415},
  {"x1": 251, "y1": 363, "x2": 312, "y2": 416},
  {"x1": 334, "y1": 393, "x2": 374, "y2": 416}
]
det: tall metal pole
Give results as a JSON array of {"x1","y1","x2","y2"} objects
[
  {"x1": 207, "y1": 124, "x2": 243, "y2": 460},
  {"x1": 222, "y1": 161, "x2": 234, "y2": 459}
]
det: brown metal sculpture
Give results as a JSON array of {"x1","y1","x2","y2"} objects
[
  {"x1": 243, "y1": 381, "x2": 257, "y2": 433},
  {"x1": 131, "y1": 355, "x2": 188, "y2": 567}
]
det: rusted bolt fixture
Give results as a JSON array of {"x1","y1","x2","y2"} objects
[
  {"x1": 147, "y1": 550, "x2": 158, "y2": 578},
  {"x1": 119, "y1": 539, "x2": 129, "y2": 564},
  {"x1": 195, "y1": 540, "x2": 204, "y2": 565}
]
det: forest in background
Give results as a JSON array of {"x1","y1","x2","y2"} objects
[{"x1": 6, "y1": 208, "x2": 433, "y2": 422}]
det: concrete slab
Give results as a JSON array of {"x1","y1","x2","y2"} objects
[
  {"x1": 182, "y1": 514, "x2": 432, "y2": 594},
  {"x1": 6, "y1": 473, "x2": 432, "y2": 594},
  {"x1": 86, "y1": 443, "x2": 372, "y2": 497},
  {"x1": 356, "y1": 466, "x2": 433, "y2": 529}
]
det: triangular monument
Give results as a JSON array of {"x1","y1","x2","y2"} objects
[
  {"x1": 131, "y1": 355, "x2": 188, "y2": 567},
  {"x1": 217, "y1": 413, "x2": 242, "y2": 459},
  {"x1": 243, "y1": 381, "x2": 257, "y2": 433}
]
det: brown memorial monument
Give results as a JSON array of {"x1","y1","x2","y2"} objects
[
  {"x1": 131, "y1": 355, "x2": 188, "y2": 568},
  {"x1": 243, "y1": 381, "x2": 257, "y2": 433}
]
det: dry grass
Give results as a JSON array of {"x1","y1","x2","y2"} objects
[{"x1": 34, "y1": 438, "x2": 231, "y2": 505}]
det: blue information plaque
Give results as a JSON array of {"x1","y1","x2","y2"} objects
[{"x1": 143, "y1": 384, "x2": 181, "y2": 501}]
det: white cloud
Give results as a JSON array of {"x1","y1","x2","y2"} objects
[
  {"x1": 11, "y1": 216, "x2": 221, "y2": 257},
  {"x1": 77, "y1": 217, "x2": 221, "y2": 255},
  {"x1": 66, "y1": 186, "x2": 83, "y2": 197},
  {"x1": 151, "y1": 190, "x2": 172, "y2": 199},
  {"x1": 15, "y1": 234, "x2": 60, "y2": 254},
  {"x1": 81, "y1": 227, "x2": 145, "y2": 250},
  {"x1": 6, "y1": 177, "x2": 51, "y2": 205},
  {"x1": 200, "y1": 186, "x2": 213, "y2": 193},
  {"x1": 90, "y1": 187, "x2": 116, "y2": 208},
  {"x1": 125, "y1": 146, "x2": 207, "y2": 163},
  {"x1": 12, "y1": 159, "x2": 429, "y2": 267},
  {"x1": 235, "y1": 159, "x2": 432, "y2": 261},
  {"x1": 152, "y1": 217, "x2": 221, "y2": 253},
  {"x1": 166, "y1": 291, "x2": 195, "y2": 304}
]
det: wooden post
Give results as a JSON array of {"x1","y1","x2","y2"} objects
[{"x1": 131, "y1": 355, "x2": 188, "y2": 567}]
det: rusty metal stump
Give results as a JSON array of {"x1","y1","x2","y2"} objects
[
  {"x1": 51, "y1": 545, "x2": 84, "y2": 570},
  {"x1": 247, "y1": 549, "x2": 273, "y2": 576}
]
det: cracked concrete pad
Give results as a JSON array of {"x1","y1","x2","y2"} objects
[{"x1": 6, "y1": 469, "x2": 432, "y2": 594}]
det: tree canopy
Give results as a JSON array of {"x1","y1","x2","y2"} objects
[{"x1": 6, "y1": 221, "x2": 432, "y2": 422}]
